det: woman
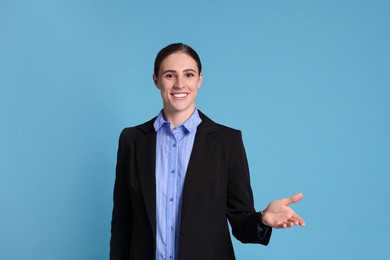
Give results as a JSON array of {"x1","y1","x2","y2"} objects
[{"x1": 110, "y1": 43, "x2": 305, "y2": 260}]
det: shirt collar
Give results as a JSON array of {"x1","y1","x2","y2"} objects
[{"x1": 153, "y1": 108, "x2": 202, "y2": 132}]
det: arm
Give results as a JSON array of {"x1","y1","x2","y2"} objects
[{"x1": 226, "y1": 131, "x2": 272, "y2": 245}]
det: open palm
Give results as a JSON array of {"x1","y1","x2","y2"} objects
[{"x1": 262, "y1": 193, "x2": 306, "y2": 228}]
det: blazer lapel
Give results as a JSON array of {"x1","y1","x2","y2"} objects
[
  {"x1": 133, "y1": 113, "x2": 218, "y2": 237},
  {"x1": 181, "y1": 112, "x2": 218, "y2": 220},
  {"x1": 136, "y1": 120, "x2": 157, "y2": 237}
]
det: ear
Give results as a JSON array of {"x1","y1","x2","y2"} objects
[
  {"x1": 198, "y1": 72, "x2": 203, "y2": 88},
  {"x1": 153, "y1": 74, "x2": 160, "y2": 89}
]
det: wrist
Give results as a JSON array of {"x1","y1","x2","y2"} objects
[{"x1": 257, "y1": 210, "x2": 267, "y2": 227}]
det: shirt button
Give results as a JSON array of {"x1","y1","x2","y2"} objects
[
  {"x1": 171, "y1": 170, "x2": 175, "y2": 174},
  {"x1": 169, "y1": 256, "x2": 173, "y2": 260},
  {"x1": 170, "y1": 198, "x2": 174, "y2": 201},
  {"x1": 173, "y1": 143, "x2": 177, "y2": 147},
  {"x1": 170, "y1": 226, "x2": 174, "y2": 231}
]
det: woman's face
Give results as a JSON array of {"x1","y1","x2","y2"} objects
[{"x1": 153, "y1": 52, "x2": 202, "y2": 118}]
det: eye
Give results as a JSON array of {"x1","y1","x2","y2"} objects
[
  {"x1": 164, "y1": 73, "x2": 175, "y2": 79},
  {"x1": 185, "y1": 72, "x2": 195, "y2": 78}
]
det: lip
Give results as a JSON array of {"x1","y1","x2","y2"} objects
[{"x1": 171, "y1": 92, "x2": 189, "y2": 98}]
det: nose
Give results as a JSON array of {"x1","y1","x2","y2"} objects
[{"x1": 174, "y1": 75, "x2": 184, "y2": 88}]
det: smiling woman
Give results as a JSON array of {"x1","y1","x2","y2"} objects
[
  {"x1": 153, "y1": 52, "x2": 203, "y2": 128},
  {"x1": 110, "y1": 43, "x2": 305, "y2": 260},
  {"x1": 152, "y1": 44, "x2": 203, "y2": 129}
]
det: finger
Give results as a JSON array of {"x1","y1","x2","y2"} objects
[
  {"x1": 279, "y1": 193, "x2": 303, "y2": 205},
  {"x1": 295, "y1": 214, "x2": 306, "y2": 227},
  {"x1": 286, "y1": 218, "x2": 298, "y2": 226},
  {"x1": 288, "y1": 221, "x2": 297, "y2": 227},
  {"x1": 281, "y1": 221, "x2": 295, "y2": 228},
  {"x1": 289, "y1": 212, "x2": 306, "y2": 227},
  {"x1": 290, "y1": 193, "x2": 304, "y2": 203},
  {"x1": 278, "y1": 222, "x2": 288, "y2": 229}
]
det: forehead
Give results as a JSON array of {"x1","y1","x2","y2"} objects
[{"x1": 159, "y1": 52, "x2": 199, "y2": 72}]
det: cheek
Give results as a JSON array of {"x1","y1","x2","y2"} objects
[
  {"x1": 159, "y1": 83, "x2": 169, "y2": 93},
  {"x1": 162, "y1": 88, "x2": 172, "y2": 99},
  {"x1": 191, "y1": 88, "x2": 199, "y2": 98}
]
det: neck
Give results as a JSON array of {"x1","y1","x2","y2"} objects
[{"x1": 163, "y1": 107, "x2": 196, "y2": 129}]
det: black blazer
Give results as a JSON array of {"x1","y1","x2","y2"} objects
[{"x1": 110, "y1": 111, "x2": 271, "y2": 260}]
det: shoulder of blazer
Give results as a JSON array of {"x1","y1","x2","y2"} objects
[{"x1": 118, "y1": 117, "x2": 157, "y2": 145}]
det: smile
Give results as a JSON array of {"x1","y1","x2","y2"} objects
[{"x1": 172, "y1": 93, "x2": 188, "y2": 98}]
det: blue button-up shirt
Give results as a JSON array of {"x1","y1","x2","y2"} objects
[{"x1": 153, "y1": 109, "x2": 202, "y2": 260}]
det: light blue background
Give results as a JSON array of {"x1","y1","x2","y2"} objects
[{"x1": 1, "y1": 0, "x2": 389, "y2": 259}]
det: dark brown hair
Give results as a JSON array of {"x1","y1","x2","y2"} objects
[{"x1": 154, "y1": 43, "x2": 202, "y2": 76}]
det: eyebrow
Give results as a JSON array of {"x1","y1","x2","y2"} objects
[{"x1": 161, "y1": 68, "x2": 198, "y2": 74}]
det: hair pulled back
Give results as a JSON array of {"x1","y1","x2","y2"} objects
[{"x1": 154, "y1": 43, "x2": 202, "y2": 76}]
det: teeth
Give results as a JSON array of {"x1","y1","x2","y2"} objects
[{"x1": 173, "y1": 93, "x2": 187, "y2": 98}]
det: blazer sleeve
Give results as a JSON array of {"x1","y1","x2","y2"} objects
[
  {"x1": 226, "y1": 130, "x2": 272, "y2": 245},
  {"x1": 110, "y1": 129, "x2": 133, "y2": 259}
]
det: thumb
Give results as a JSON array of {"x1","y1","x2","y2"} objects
[
  {"x1": 282, "y1": 193, "x2": 304, "y2": 205},
  {"x1": 290, "y1": 193, "x2": 304, "y2": 203}
]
